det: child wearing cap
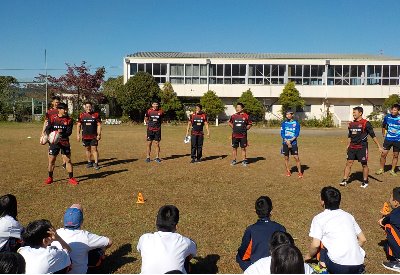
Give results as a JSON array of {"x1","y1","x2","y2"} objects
[
  {"x1": 18, "y1": 219, "x2": 71, "y2": 274},
  {"x1": 52, "y1": 204, "x2": 113, "y2": 274},
  {"x1": 379, "y1": 187, "x2": 400, "y2": 272},
  {"x1": 137, "y1": 205, "x2": 197, "y2": 274}
]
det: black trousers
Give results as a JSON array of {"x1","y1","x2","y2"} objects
[{"x1": 191, "y1": 134, "x2": 204, "y2": 160}]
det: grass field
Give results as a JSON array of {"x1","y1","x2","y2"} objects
[{"x1": 0, "y1": 122, "x2": 399, "y2": 274}]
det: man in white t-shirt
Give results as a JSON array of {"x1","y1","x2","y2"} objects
[
  {"x1": 18, "y1": 219, "x2": 72, "y2": 274},
  {"x1": 0, "y1": 194, "x2": 23, "y2": 252},
  {"x1": 304, "y1": 186, "x2": 367, "y2": 274},
  {"x1": 52, "y1": 204, "x2": 113, "y2": 274},
  {"x1": 137, "y1": 205, "x2": 197, "y2": 274}
]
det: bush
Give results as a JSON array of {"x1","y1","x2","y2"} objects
[
  {"x1": 267, "y1": 119, "x2": 283, "y2": 127},
  {"x1": 369, "y1": 120, "x2": 383, "y2": 128}
]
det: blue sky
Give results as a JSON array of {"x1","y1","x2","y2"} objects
[{"x1": 1, "y1": 0, "x2": 399, "y2": 81}]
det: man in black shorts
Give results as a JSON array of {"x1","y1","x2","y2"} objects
[
  {"x1": 76, "y1": 102, "x2": 102, "y2": 170},
  {"x1": 45, "y1": 103, "x2": 78, "y2": 185},
  {"x1": 340, "y1": 106, "x2": 383, "y2": 188},
  {"x1": 144, "y1": 101, "x2": 164, "y2": 163},
  {"x1": 229, "y1": 103, "x2": 252, "y2": 166}
]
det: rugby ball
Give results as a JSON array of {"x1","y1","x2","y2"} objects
[
  {"x1": 40, "y1": 135, "x2": 48, "y2": 145},
  {"x1": 184, "y1": 136, "x2": 191, "y2": 144},
  {"x1": 48, "y1": 131, "x2": 60, "y2": 144}
]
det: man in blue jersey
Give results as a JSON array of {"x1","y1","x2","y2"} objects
[
  {"x1": 281, "y1": 109, "x2": 303, "y2": 178},
  {"x1": 376, "y1": 104, "x2": 400, "y2": 176}
]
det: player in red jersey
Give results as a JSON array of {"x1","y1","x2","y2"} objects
[
  {"x1": 144, "y1": 101, "x2": 164, "y2": 163},
  {"x1": 340, "y1": 106, "x2": 383, "y2": 188},
  {"x1": 45, "y1": 103, "x2": 78, "y2": 185},
  {"x1": 185, "y1": 104, "x2": 210, "y2": 163},
  {"x1": 76, "y1": 102, "x2": 102, "y2": 170},
  {"x1": 229, "y1": 102, "x2": 253, "y2": 166}
]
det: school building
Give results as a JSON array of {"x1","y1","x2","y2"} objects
[{"x1": 123, "y1": 52, "x2": 400, "y2": 124}]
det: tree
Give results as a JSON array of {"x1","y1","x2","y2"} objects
[
  {"x1": 383, "y1": 94, "x2": 400, "y2": 111},
  {"x1": 200, "y1": 90, "x2": 225, "y2": 120},
  {"x1": 235, "y1": 89, "x2": 265, "y2": 121},
  {"x1": 0, "y1": 76, "x2": 18, "y2": 120},
  {"x1": 160, "y1": 82, "x2": 184, "y2": 121},
  {"x1": 278, "y1": 81, "x2": 305, "y2": 116},
  {"x1": 119, "y1": 72, "x2": 161, "y2": 120},
  {"x1": 102, "y1": 76, "x2": 124, "y2": 117},
  {"x1": 38, "y1": 61, "x2": 105, "y2": 113}
]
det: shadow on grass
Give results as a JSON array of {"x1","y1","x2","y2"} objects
[
  {"x1": 202, "y1": 155, "x2": 228, "y2": 162},
  {"x1": 347, "y1": 172, "x2": 383, "y2": 184},
  {"x1": 190, "y1": 254, "x2": 220, "y2": 274},
  {"x1": 72, "y1": 158, "x2": 117, "y2": 167},
  {"x1": 101, "y1": 158, "x2": 138, "y2": 168},
  {"x1": 88, "y1": 243, "x2": 136, "y2": 274},
  {"x1": 162, "y1": 154, "x2": 191, "y2": 161},
  {"x1": 290, "y1": 164, "x2": 310, "y2": 173},
  {"x1": 76, "y1": 169, "x2": 129, "y2": 182},
  {"x1": 247, "y1": 157, "x2": 266, "y2": 164}
]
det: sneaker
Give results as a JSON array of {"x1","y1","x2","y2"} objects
[
  {"x1": 86, "y1": 162, "x2": 93, "y2": 168},
  {"x1": 360, "y1": 182, "x2": 369, "y2": 188},
  {"x1": 196, "y1": 159, "x2": 202, "y2": 163},
  {"x1": 68, "y1": 177, "x2": 79, "y2": 185},
  {"x1": 382, "y1": 261, "x2": 400, "y2": 272},
  {"x1": 190, "y1": 159, "x2": 196, "y2": 163},
  {"x1": 154, "y1": 158, "x2": 162, "y2": 163},
  {"x1": 93, "y1": 163, "x2": 100, "y2": 170},
  {"x1": 62, "y1": 163, "x2": 66, "y2": 170},
  {"x1": 44, "y1": 177, "x2": 53, "y2": 185},
  {"x1": 298, "y1": 172, "x2": 304, "y2": 178},
  {"x1": 376, "y1": 168, "x2": 384, "y2": 175},
  {"x1": 339, "y1": 180, "x2": 348, "y2": 187},
  {"x1": 242, "y1": 160, "x2": 248, "y2": 167},
  {"x1": 390, "y1": 170, "x2": 398, "y2": 177},
  {"x1": 231, "y1": 160, "x2": 237, "y2": 166},
  {"x1": 286, "y1": 171, "x2": 291, "y2": 177},
  {"x1": 145, "y1": 158, "x2": 151, "y2": 163}
]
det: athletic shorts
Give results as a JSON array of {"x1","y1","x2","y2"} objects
[
  {"x1": 232, "y1": 136, "x2": 248, "y2": 148},
  {"x1": 147, "y1": 129, "x2": 161, "y2": 142},
  {"x1": 281, "y1": 143, "x2": 299, "y2": 156},
  {"x1": 347, "y1": 146, "x2": 368, "y2": 164},
  {"x1": 383, "y1": 139, "x2": 400, "y2": 152},
  {"x1": 82, "y1": 138, "x2": 98, "y2": 147},
  {"x1": 49, "y1": 143, "x2": 71, "y2": 156}
]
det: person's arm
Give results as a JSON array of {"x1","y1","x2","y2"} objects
[
  {"x1": 379, "y1": 213, "x2": 391, "y2": 227},
  {"x1": 205, "y1": 121, "x2": 210, "y2": 138},
  {"x1": 228, "y1": 116, "x2": 233, "y2": 129},
  {"x1": 97, "y1": 122, "x2": 102, "y2": 141},
  {"x1": 304, "y1": 238, "x2": 321, "y2": 261},
  {"x1": 64, "y1": 119, "x2": 73, "y2": 138},
  {"x1": 246, "y1": 116, "x2": 252, "y2": 130},
  {"x1": 76, "y1": 122, "x2": 82, "y2": 141},
  {"x1": 357, "y1": 232, "x2": 367, "y2": 247},
  {"x1": 49, "y1": 228, "x2": 71, "y2": 252},
  {"x1": 186, "y1": 115, "x2": 192, "y2": 136},
  {"x1": 291, "y1": 121, "x2": 300, "y2": 142},
  {"x1": 41, "y1": 117, "x2": 48, "y2": 136},
  {"x1": 144, "y1": 110, "x2": 149, "y2": 124},
  {"x1": 366, "y1": 121, "x2": 383, "y2": 151},
  {"x1": 382, "y1": 115, "x2": 388, "y2": 137},
  {"x1": 236, "y1": 228, "x2": 252, "y2": 271},
  {"x1": 280, "y1": 122, "x2": 285, "y2": 140},
  {"x1": 45, "y1": 118, "x2": 52, "y2": 135}
]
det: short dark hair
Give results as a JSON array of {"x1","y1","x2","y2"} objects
[
  {"x1": 0, "y1": 194, "x2": 18, "y2": 219},
  {"x1": 152, "y1": 100, "x2": 160, "y2": 105},
  {"x1": 22, "y1": 219, "x2": 52, "y2": 247},
  {"x1": 255, "y1": 196, "x2": 273, "y2": 218},
  {"x1": 392, "y1": 104, "x2": 400, "y2": 111},
  {"x1": 0, "y1": 252, "x2": 26, "y2": 274},
  {"x1": 321, "y1": 186, "x2": 341, "y2": 210},
  {"x1": 270, "y1": 231, "x2": 294, "y2": 252},
  {"x1": 270, "y1": 245, "x2": 305, "y2": 274},
  {"x1": 51, "y1": 96, "x2": 61, "y2": 101},
  {"x1": 236, "y1": 102, "x2": 245, "y2": 109},
  {"x1": 195, "y1": 104, "x2": 203, "y2": 110},
  {"x1": 393, "y1": 187, "x2": 400, "y2": 203},
  {"x1": 83, "y1": 101, "x2": 92, "y2": 106},
  {"x1": 353, "y1": 106, "x2": 364, "y2": 114},
  {"x1": 156, "y1": 205, "x2": 179, "y2": 232}
]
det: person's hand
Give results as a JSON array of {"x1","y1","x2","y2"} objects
[
  {"x1": 207, "y1": 133, "x2": 210, "y2": 139},
  {"x1": 47, "y1": 227, "x2": 58, "y2": 241},
  {"x1": 378, "y1": 218, "x2": 385, "y2": 227},
  {"x1": 97, "y1": 134, "x2": 101, "y2": 141}
]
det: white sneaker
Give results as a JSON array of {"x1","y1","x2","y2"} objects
[{"x1": 360, "y1": 182, "x2": 368, "y2": 188}]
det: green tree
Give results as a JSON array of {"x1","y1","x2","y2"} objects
[
  {"x1": 102, "y1": 76, "x2": 124, "y2": 117},
  {"x1": 235, "y1": 89, "x2": 265, "y2": 121},
  {"x1": 200, "y1": 90, "x2": 225, "y2": 120},
  {"x1": 278, "y1": 81, "x2": 305, "y2": 116},
  {"x1": 383, "y1": 94, "x2": 400, "y2": 111},
  {"x1": 160, "y1": 82, "x2": 184, "y2": 121},
  {"x1": 0, "y1": 76, "x2": 18, "y2": 120},
  {"x1": 119, "y1": 72, "x2": 161, "y2": 120}
]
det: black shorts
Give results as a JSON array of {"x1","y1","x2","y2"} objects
[
  {"x1": 82, "y1": 139, "x2": 98, "y2": 147},
  {"x1": 232, "y1": 136, "x2": 248, "y2": 148},
  {"x1": 147, "y1": 129, "x2": 161, "y2": 142},
  {"x1": 282, "y1": 143, "x2": 299, "y2": 156},
  {"x1": 49, "y1": 143, "x2": 71, "y2": 156},
  {"x1": 383, "y1": 139, "x2": 400, "y2": 152},
  {"x1": 347, "y1": 146, "x2": 368, "y2": 164}
]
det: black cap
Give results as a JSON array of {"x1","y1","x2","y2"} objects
[{"x1": 57, "y1": 103, "x2": 68, "y2": 109}]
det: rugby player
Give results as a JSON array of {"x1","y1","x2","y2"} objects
[
  {"x1": 144, "y1": 101, "x2": 164, "y2": 163},
  {"x1": 229, "y1": 102, "x2": 252, "y2": 166}
]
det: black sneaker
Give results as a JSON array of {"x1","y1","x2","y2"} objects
[
  {"x1": 360, "y1": 182, "x2": 369, "y2": 188},
  {"x1": 62, "y1": 163, "x2": 66, "y2": 170},
  {"x1": 231, "y1": 160, "x2": 237, "y2": 166},
  {"x1": 155, "y1": 158, "x2": 162, "y2": 163},
  {"x1": 197, "y1": 158, "x2": 202, "y2": 163},
  {"x1": 93, "y1": 163, "x2": 100, "y2": 170},
  {"x1": 145, "y1": 158, "x2": 151, "y2": 163},
  {"x1": 190, "y1": 159, "x2": 196, "y2": 163},
  {"x1": 86, "y1": 162, "x2": 93, "y2": 168},
  {"x1": 382, "y1": 261, "x2": 400, "y2": 272},
  {"x1": 242, "y1": 159, "x2": 249, "y2": 167}
]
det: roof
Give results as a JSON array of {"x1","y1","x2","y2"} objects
[{"x1": 127, "y1": 52, "x2": 400, "y2": 61}]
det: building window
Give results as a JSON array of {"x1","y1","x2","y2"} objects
[
  {"x1": 170, "y1": 77, "x2": 184, "y2": 84},
  {"x1": 130, "y1": 63, "x2": 137, "y2": 75},
  {"x1": 170, "y1": 64, "x2": 184, "y2": 76},
  {"x1": 296, "y1": 105, "x2": 311, "y2": 112}
]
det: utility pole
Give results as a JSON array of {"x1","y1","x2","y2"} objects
[{"x1": 45, "y1": 49, "x2": 48, "y2": 109}]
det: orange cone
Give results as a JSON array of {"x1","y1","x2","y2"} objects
[
  {"x1": 136, "y1": 192, "x2": 145, "y2": 204},
  {"x1": 381, "y1": 201, "x2": 392, "y2": 215}
]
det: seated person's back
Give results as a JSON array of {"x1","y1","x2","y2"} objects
[{"x1": 0, "y1": 194, "x2": 23, "y2": 252}]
